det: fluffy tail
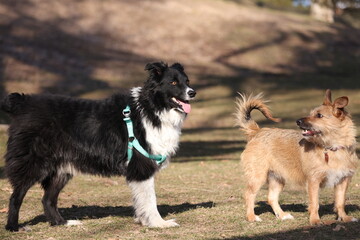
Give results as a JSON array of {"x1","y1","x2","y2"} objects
[
  {"x1": 1, "y1": 93, "x2": 27, "y2": 115},
  {"x1": 235, "y1": 93, "x2": 281, "y2": 140}
]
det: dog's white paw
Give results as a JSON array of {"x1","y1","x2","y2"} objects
[
  {"x1": 337, "y1": 216, "x2": 359, "y2": 222},
  {"x1": 66, "y1": 220, "x2": 83, "y2": 226},
  {"x1": 345, "y1": 217, "x2": 359, "y2": 222},
  {"x1": 254, "y1": 216, "x2": 262, "y2": 222},
  {"x1": 280, "y1": 213, "x2": 294, "y2": 220},
  {"x1": 134, "y1": 217, "x2": 141, "y2": 224},
  {"x1": 148, "y1": 219, "x2": 179, "y2": 228}
]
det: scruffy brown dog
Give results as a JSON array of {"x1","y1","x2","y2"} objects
[{"x1": 235, "y1": 89, "x2": 358, "y2": 225}]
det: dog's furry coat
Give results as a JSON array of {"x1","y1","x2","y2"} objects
[
  {"x1": 2, "y1": 62, "x2": 196, "y2": 231},
  {"x1": 235, "y1": 90, "x2": 358, "y2": 225}
]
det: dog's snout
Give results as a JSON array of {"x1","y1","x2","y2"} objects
[
  {"x1": 296, "y1": 118, "x2": 304, "y2": 126},
  {"x1": 188, "y1": 89, "x2": 196, "y2": 98}
]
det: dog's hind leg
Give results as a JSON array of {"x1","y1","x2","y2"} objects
[
  {"x1": 128, "y1": 176, "x2": 179, "y2": 228},
  {"x1": 41, "y1": 173, "x2": 77, "y2": 226},
  {"x1": 6, "y1": 181, "x2": 36, "y2": 231},
  {"x1": 244, "y1": 172, "x2": 267, "y2": 222},
  {"x1": 244, "y1": 184, "x2": 262, "y2": 222},
  {"x1": 334, "y1": 177, "x2": 358, "y2": 223},
  {"x1": 267, "y1": 176, "x2": 294, "y2": 220}
]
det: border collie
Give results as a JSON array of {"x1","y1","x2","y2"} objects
[{"x1": 1, "y1": 61, "x2": 196, "y2": 231}]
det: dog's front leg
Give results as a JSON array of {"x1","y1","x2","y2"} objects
[
  {"x1": 128, "y1": 177, "x2": 179, "y2": 228},
  {"x1": 307, "y1": 178, "x2": 321, "y2": 225},
  {"x1": 334, "y1": 177, "x2": 358, "y2": 222}
]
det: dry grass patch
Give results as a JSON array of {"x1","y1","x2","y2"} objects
[
  {"x1": 1, "y1": 87, "x2": 359, "y2": 239},
  {"x1": 1, "y1": 0, "x2": 360, "y2": 239}
]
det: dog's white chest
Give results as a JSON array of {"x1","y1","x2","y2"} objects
[
  {"x1": 324, "y1": 169, "x2": 355, "y2": 187},
  {"x1": 143, "y1": 109, "x2": 185, "y2": 157}
]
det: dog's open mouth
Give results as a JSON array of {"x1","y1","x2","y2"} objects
[
  {"x1": 171, "y1": 97, "x2": 191, "y2": 113},
  {"x1": 301, "y1": 128, "x2": 321, "y2": 137}
]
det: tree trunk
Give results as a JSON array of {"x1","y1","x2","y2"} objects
[{"x1": 310, "y1": 0, "x2": 335, "y2": 23}]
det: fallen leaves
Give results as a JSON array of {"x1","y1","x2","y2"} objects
[
  {"x1": 0, "y1": 207, "x2": 8, "y2": 213},
  {"x1": 333, "y1": 224, "x2": 346, "y2": 232},
  {"x1": 1, "y1": 187, "x2": 12, "y2": 193}
]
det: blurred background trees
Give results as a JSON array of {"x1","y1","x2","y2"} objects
[
  {"x1": 256, "y1": 0, "x2": 360, "y2": 23},
  {"x1": 0, "y1": 0, "x2": 359, "y2": 123}
]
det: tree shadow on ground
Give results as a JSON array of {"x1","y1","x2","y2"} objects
[
  {"x1": 0, "y1": 0, "x2": 152, "y2": 123},
  {"x1": 0, "y1": 0, "x2": 151, "y2": 94},
  {"x1": 254, "y1": 201, "x2": 360, "y2": 217},
  {"x1": 220, "y1": 221, "x2": 360, "y2": 240},
  {"x1": 218, "y1": 202, "x2": 360, "y2": 240},
  {"x1": 175, "y1": 140, "x2": 245, "y2": 162},
  {"x1": 0, "y1": 167, "x2": 5, "y2": 179},
  {"x1": 200, "y1": 25, "x2": 360, "y2": 97},
  {"x1": 21, "y1": 201, "x2": 214, "y2": 227}
]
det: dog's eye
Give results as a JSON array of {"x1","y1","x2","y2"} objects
[
  {"x1": 186, "y1": 80, "x2": 190, "y2": 85},
  {"x1": 316, "y1": 113, "x2": 323, "y2": 118},
  {"x1": 171, "y1": 81, "x2": 178, "y2": 86}
]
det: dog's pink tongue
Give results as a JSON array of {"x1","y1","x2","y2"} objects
[{"x1": 179, "y1": 101, "x2": 191, "y2": 113}]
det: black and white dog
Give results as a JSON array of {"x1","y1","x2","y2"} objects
[{"x1": 1, "y1": 62, "x2": 196, "y2": 231}]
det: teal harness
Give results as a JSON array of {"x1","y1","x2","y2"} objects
[{"x1": 122, "y1": 105, "x2": 167, "y2": 165}]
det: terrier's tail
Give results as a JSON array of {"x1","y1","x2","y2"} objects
[{"x1": 235, "y1": 93, "x2": 281, "y2": 140}]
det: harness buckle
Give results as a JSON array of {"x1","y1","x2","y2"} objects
[{"x1": 122, "y1": 108, "x2": 131, "y2": 118}]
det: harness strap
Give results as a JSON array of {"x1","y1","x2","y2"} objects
[{"x1": 123, "y1": 105, "x2": 167, "y2": 165}]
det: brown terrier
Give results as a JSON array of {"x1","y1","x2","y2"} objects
[{"x1": 235, "y1": 89, "x2": 358, "y2": 225}]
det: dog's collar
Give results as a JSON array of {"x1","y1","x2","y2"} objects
[
  {"x1": 122, "y1": 105, "x2": 167, "y2": 165},
  {"x1": 324, "y1": 145, "x2": 346, "y2": 151},
  {"x1": 323, "y1": 145, "x2": 346, "y2": 163}
]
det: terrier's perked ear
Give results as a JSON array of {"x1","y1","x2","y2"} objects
[
  {"x1": 333, "y1": 96, "x2": 349, "y2": 119},
  {"x1": 323, "y1": 89, "x2": 332, "y2": 106}
]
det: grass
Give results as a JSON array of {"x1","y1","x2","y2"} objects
[
  {"x1": 1, "y1": 0, "x2": 360, "y2": 239},
  {"x1": 0, "y1": 88, "x2": 359, "y2": 240}
]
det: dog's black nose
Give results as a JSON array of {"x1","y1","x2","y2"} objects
[
  {"x1": 188, "y1": 90, "x2": 196, "y2": 98},
  {"x1": 296, "y1": 118, "x2": 303, "y2": 126}
]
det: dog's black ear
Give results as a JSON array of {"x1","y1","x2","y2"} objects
[
  {"x1": 333, "y1": 96, "x2": 349, "y2": 119},
  {"x1": 145, "y1": 62, "x2": 168, "y2": 76},
  {"x1": 323, "y1": 89, "x2": 332, "y2": 106},
  {"x1": 170, "y1": 63, "x2": 184, "y2": 72}
]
